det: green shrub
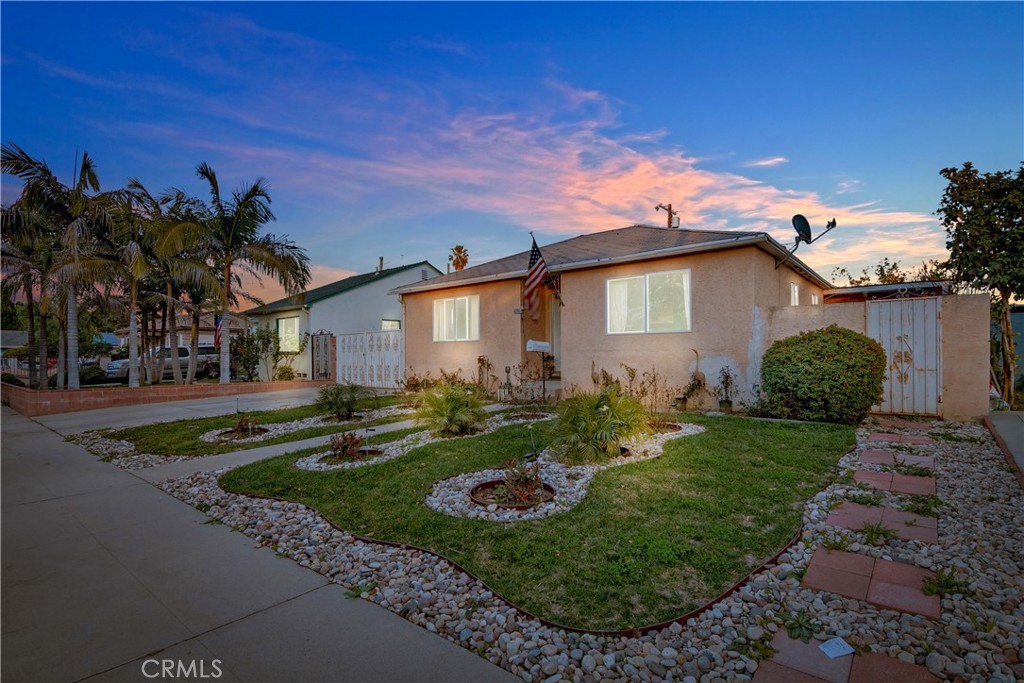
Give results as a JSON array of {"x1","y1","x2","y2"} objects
[
  {"x1": 0, "y1": 372, "x2": 24, "y2": 386},
  {"x1": 760, "y1": 325, "x2": 886, "y2": 424},
  {"x1": 274, "y1": 366, "x2": 296, "y2": 381},
  {"x1": 552, "y1": 383, "x2": 649, "y2": 464},
  {"x1": 415, "y1": 381, "x2": 488, "y2": 436},
  {"x1": 315, "y1": 383, "x2": 366, "y2": 421},
  {"x1": 79, "y1": 366, "x2": 108, "y2": 385}
]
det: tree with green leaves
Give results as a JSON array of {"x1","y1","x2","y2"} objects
[
  {"x1": 831, "y1": 257, "x2": 951, "y2": 287},
  {"x1": 937, "y1": 162, "x2": 1024, "y2": 405}
]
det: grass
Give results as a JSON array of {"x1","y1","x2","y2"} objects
[
  {"x1": 101, "y1": 394, "x2": 407, "y2": 456},
  {"x1": 219, "y1": 413, "x2": 855, "y2": 630}
]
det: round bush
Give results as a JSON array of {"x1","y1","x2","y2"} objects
[
  {"x1": 761, "y1": 325, "x2": 886, "y2": 425},
  {"x1": 1, "y1": 372, "x2": 25, "y2": 386}
]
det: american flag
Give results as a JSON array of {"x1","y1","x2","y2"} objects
[
  {"x1": 523, "y1": 236, "x2": 550, "y2": 321},
  {"x1": 214, "y1": 314, "x2": 223, "y2": 348}
]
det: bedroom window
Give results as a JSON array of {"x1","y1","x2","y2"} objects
[
  {"x1": 607, "y1": 269, "x2": 691, "y2": 334},
  {"x1": 790, "y1": 282, "x2": 800, "y2": 306},
  {"x1": 432, "y1": 295, "x2": 479, "y2": 341}
]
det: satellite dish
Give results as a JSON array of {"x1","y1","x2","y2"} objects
[{"x1": 792, "y1": 214, "x2": 812, "y2": 244}]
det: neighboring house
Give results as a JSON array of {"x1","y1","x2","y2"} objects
[
  {"x1": 391, "y1": 225, "x2": 830, "y2": 404},
  {"x1": 245, "y1": 260, "x2": 442, "y2": 381},
  {"x1": 114, "y1": 313, "x2": 243, "y2": 349},
  {"x1": 0, "y1": 330, "x2": 28, "y2": 357},
  {"x1": 392, "y1": 224, "x2": 990, "y2": 419}
]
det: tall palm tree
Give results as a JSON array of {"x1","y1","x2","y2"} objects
[
  {"x1": 1, "y1": 143, "x2": 116, "y2": 389},
  {"x1": 0, "y1": 201, "x2": 46, "y2": 388},
  {"x1": 187, "y1": 163, "x2": 310, "y2": 383}
]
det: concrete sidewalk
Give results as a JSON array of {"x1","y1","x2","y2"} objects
[
  {"x1": 1, "y1": 406, "x2": 516, "y2": 683},
  {"x1": 988, "y1": 410, "x2": 1024, "y2": 485}
]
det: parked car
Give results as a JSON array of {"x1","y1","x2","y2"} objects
[{"x1": 106, "y1": 346, "x2": 220, "y2": 381}]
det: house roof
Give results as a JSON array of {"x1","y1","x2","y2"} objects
[
  {"x1": 823, "y1": 281, "x2": 950, "y2": 303},
  {"x1": 391, "y1": 225, "x2": 831, "y2": 294},
  {"x1": 0, "y1": 330, "x2": 28, "y2": 349},
  {"x1": 245, "y1": 261, "x2": 439, "y2": 315}
]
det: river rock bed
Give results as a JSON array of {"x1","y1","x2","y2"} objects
[
  {"x1": 294, "y1": 411, "x2": 558, "y2": 472},
  {"x1": 425, "y1": 422, "x2": 706, "y2": 522},
  {"x1": 158, "y1": 417, "x2": 1023, "y2": 682}
]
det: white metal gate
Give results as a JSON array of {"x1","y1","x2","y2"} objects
[
  {"x1": 867, "y1": 298, "x2": 942, "y2": 416},
  {"x1": 337, "y1": 330, "x2": 403, "y2": 388}
]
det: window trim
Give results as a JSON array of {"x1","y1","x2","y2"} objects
[
  {"x1": 606, "y1": 268, "x2": 692, "y2": 335},
  {"x1": 432, "y1": 294, "x2": 480, "y2": 342}
]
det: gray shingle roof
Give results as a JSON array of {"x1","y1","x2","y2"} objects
[
  {"x1": 245, "y1": 261, "x2": 438, "y2": 314},
  {"x1": 391, "y1": 225, "x2": 827, "y2": 293}
]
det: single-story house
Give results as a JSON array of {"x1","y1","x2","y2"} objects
[
  {"x1": 245, "y1": 260, "x2": 442, "y2": 381},
  {"x1": 0, "y1": 330, "x2": 28, "y2": 356},
  {"x1": 392, "y1": 224, "x2": 989, "y2": 419}
]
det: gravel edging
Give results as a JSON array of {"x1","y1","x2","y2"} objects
[{"x1": 157, "y1": 417, "x2": 1024, "y2": 682}]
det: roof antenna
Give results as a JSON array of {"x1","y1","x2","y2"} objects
[
  {"x1": 775, "y1": 215, "x2": 837, "y2": 269},
  {"x1": 655, "y1": 203, "x2": 680, "y2": 229}
]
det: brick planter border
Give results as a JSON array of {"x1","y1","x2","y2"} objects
[{"x1": 1, "y1": 380, "x2": 332, "y2": 417}]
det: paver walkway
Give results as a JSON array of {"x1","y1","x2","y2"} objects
[
  {"x1": 865, "y1": 432, "x2": 934, "y2": 446},
  {"x1": 753, "y1": 629, "x2": 937, "y2": 682},
  {"x1": 873, "y1": 418, "x2": 932, "y2": 432}
]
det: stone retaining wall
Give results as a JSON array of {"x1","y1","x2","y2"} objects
[{"x1": 0, "y1": 380, "x2": 332, "y2": 417}]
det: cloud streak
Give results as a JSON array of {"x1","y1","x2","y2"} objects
[{"x1": 742, "y1": 156, "x2": 790, "y2": 168}]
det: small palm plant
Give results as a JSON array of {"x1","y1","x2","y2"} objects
[
  {"x1": 552, "y1": 383, "x2": 649, "y2": 464},
  {"x1": 415, "y1": 381, "x2": 488, "y2": 436},
  {"x1": 315, "y1": 383, "x2": 366, "y2": 421}
]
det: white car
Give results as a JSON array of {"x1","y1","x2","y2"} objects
[{"x1": 106, "y1": 346, "x2": 220, "y2": 381}]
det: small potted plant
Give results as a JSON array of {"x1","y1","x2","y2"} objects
[{"x1": 714, "y1": 366, "x2": 737, "y2": 413}]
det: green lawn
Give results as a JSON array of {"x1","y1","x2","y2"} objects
[
  {"x1": 104, "y1": 394, "x2": 408, "y2": 456},
  {"x1": 219, "y1": 413, "x2": 855, "y2": 630}
]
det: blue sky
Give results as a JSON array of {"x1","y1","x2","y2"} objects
[{"x1": 2, "y1": 2, "x2": 1021, "y2": 302}]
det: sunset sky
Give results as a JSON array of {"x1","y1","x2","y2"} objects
[{"x1": 2, "y1": 2, "x2": 1021, "y2": 304}]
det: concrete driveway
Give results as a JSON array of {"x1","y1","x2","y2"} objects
[{"x1": 1, "y1": 394, "x2": 516, "y2": 683}]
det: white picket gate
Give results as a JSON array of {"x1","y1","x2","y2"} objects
[
  {"x1": 336, "y1": 330, "x2": 403, "y2": 388},
  {"x1": 867, "y1": 298, "x2": 942, "y2": 416}
]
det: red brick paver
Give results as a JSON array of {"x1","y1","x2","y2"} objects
[
  {"x1": 874, "y1": 418, "x2": 933, "y2": 432},
  {"x1": 853, "y1": 470, "x2": 936, "y2": 495},
  {"x1": 752, "y1": 630, "x2": 938, "y2": 683},
  {"x1": 825, "y1": 502, "x2": 938, "y2": 543},
  {"x1": 802, "y1": 549, "x2": 941, "y2": 619},
  {"x1": 866, "y1": 433, "x2": 935, "y2": 445},
  {"x1": 849, "y1": 653, "x2": 938, "y2": 682},
  {"x1": 859, "y1": 449, "x2": 935, "y2": 469}
]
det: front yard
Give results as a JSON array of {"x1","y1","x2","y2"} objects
[{"x1": 218, "y1": 413, "x2": 855, "y2": 630}]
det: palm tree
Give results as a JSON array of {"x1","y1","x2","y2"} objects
[
  {"x1": 187, "y1": 163, "x2": 310, "y2": 383},
  {"x1": 1, "y1": 144, "x2": 116, "y2": 389},
  {"x1": 127, "y1": 181, "x2": 219, "y2": 385},
  {"x1": 0, "y1": 201, "x2": 46, "y2": 387},
  {"x1": 449, "y1": 244, "x2": 469, "y2": 272}
]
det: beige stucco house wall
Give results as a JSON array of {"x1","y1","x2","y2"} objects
[{"x1": 558, "y1": 245, "x2": 825, "y2": 405}]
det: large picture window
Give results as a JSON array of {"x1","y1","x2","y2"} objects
[
  {"x1": 433, "y1": 295, "x2": 480, "y2": 341},
  {"x1": 277, "y1": 316, "x2": 300, "y2": 352},
  {"x1": 607, "y1": 269, "x2": 691, "y2": 334}
]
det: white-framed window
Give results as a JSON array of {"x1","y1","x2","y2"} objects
[
  {"x1": 433, "y1": 295, "x2": 479, "y2": 341},
  {"x1": 811, "y1": 293, "x2": 820, "y2": 305},
  {"x1": 381, "y1": 319, "x2": 401, "y2": 331},
  {"x1": 277, "y1": 316, "x2": 300, "y2": 353},
  {"x1": 790, "y1": 282, "x2": 800, "y2": 306},
  {"x1": 607, "y1": 269, "x2": 691, "y2": 334}
]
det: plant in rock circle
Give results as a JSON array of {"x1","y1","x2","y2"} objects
[
  {"x1": 501, "y1": 459, "x2": 546, "y2": 505},
  {"x1": 233, "y1": 415, "x2": 261, "y2": 435},
  {"x1": 552, "y1": 383, "x2": 649, "y2": 465},
  {"x1": 316, "y1": 382, "x2": 366, "y2": 421},
  {"x1": 327, "y1": 432, "x2": 363, "y2": 461},
  {"x1": 415, "y1": 381, "x2": 488, "y2": 437}
]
